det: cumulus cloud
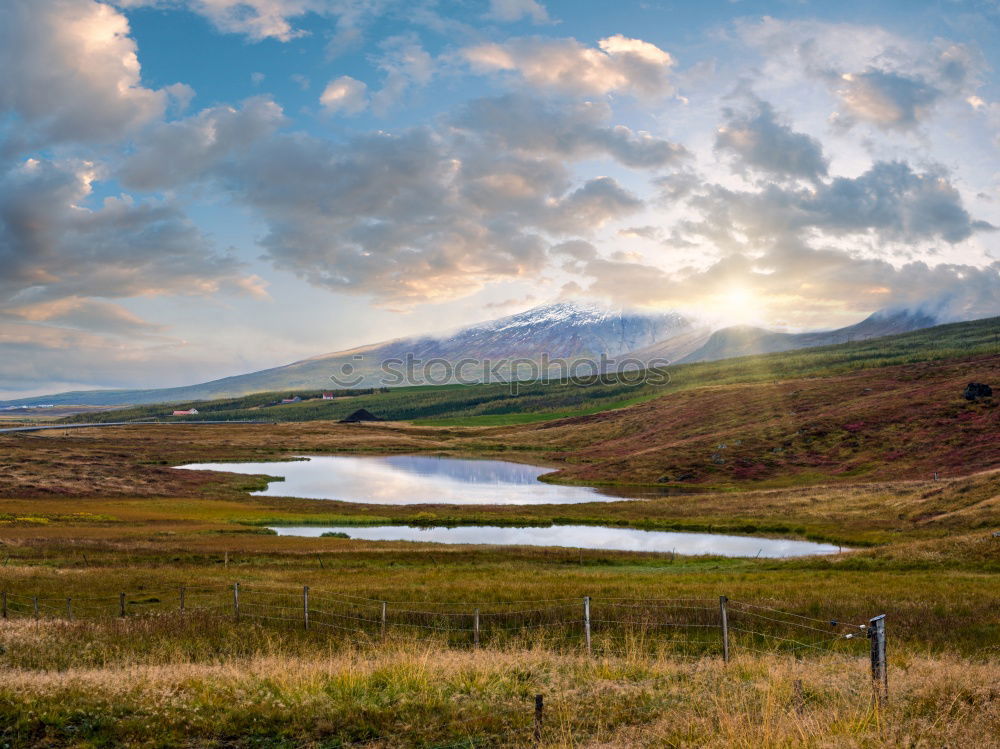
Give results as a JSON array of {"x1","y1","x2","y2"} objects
[
  {"x1": 738, "y1": 17, "x2": 986, "y2": 130},
  {"x1": 0, "y1": 0, "x2": 173, "y2": 150},
  {"x1": 121, "y1": 97, "x2": 286, "y2": 190},
  {"x1": 673, "y1": 160, "x2": 991, "y2": 250},
  {"x1": 453, "y1": 94, "x2": 688, "y2": 169},
  {"x1": 832, "y1": 69, "x2": 942, "y2": 131},
  {"x1": 319, "y1": 76, "x2": 369, "y2": 115},
  {"x1": 112, "y1": 91, "x2": 660, "y2": 304},
  {"x1": 715, "y1": 97, "x2": 828, "y2": 181},
  {"x1": 0, "y1": 157, "x2": 262, "y2": 311},
  {"x1": 462, "y1": 34, "x2": 675, "y2": 97},
  {"x1": 485, "y1": 0, "x2": 550, "y2": 24},
  {"x1": 230, "y1": 128, "x2": 642, "y2": 302}
]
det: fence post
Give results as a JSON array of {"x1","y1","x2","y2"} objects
[
  {"x1": 473, "y1": 608, "x2": 480, "y2": 648},
  {"x1": 179, "y1": 585, "x2": 185, "y2": 612},
  {"x1": 119, "y1": 592, "x2": 126, "y2": 618},
  {"x1": 233, "y1": 582, "x2": 240, "y2": 622},
  {"x1": 1, "y1": 591, "x2": 6, "y2": 619},
  {"x1": 534, "y1": 694, "x2": 543, "y2": 744},
  {"x1": 303, "y1": 586, "x2": 310, "y2": 631},
  {"x1": 583, "y1": 596, "x2": 592, "y2": 656},
  {"x1": 33, "y1": 596, "x2": 39, "y2": 620},
  {"x1": 720, "y1": 595, "x2": 730, "y2": 663},
  {"x1": 381, "y1": 601, "x2": 387, "y2": 640},
  {"x1": 66, "y1": 597, "x2": 72, "y2": 621},
  {"x1": 868, "y1": 614, "x2": 887, "y2": 704}
]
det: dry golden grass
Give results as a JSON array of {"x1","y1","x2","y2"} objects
[{"x1": 1, "y1": 617, "x2": 997, "y2": 747}]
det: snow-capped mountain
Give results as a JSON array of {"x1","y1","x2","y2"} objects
[
  {"x1": 7, "y1": 303, "x2": 697, "y2": 406},
  {"x1": 1, "y1": 302, "x2": 950, "y2": 407}
]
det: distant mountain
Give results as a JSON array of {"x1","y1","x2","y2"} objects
[
  {"x1": 3, "y1": 302, "x2": 695, "y2": 407},
  {"x1": 1, "y1": 304, "x2": 950, "y2": 408},
  {"x1": 678, "y1": 309, "x2": 938, "y2": 364}
]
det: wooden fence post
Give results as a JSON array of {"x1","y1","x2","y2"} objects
[
  {"x1": 381, "y1": 601, "x2": 387, "y2": 639},
  {"x1": 868, "y1": 614, "x2": 887, "y2": 704},
  {"x1": 119, "y1": 592, "x2": 126, "y2": 618},
  {"x1": 534, "y1": 694, "x2": 543, "y2": 744},
  {"x1": 66, "y1": 597, "x2": 72, "y2": 621},
  {"x1": 583, "y1": 596, "x2": 592, "y2": 656},
  {"x1": 233, "y1": 582, "x2": 240, "y2": 622},
  {"x1": 303, "y1": 586, "x2": 310, "y2": 630},
  {"x1": 473, "y1": 608, "x2": 480, "y2": 648},
  {"x1": 719, "y1": 595, "x2": 730, "y2": 663},
  {"x1": 1, "y1": 591, "x2": 6, "y2": 619},
  {"x1": 33, "y1": 596, "x2": 39, "y2": 620}
]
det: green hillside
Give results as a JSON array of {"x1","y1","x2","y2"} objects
[{"x1": 61, "y1": 315, "x2": 1000, "y2": 426}]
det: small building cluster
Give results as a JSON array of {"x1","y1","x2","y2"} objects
[{"x1": 172, "y1": 408, "x2": 199, "y2": 416}]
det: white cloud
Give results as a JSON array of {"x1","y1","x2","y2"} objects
[
  {"x1": 737, "y1": 17, "x2": 986, "y2": 131},
  {"x1": 369, "y1": 35, "x2": 434, "y2": 116},
  {"x1": 320, "y1": 76, "x2": 369, "y2": 115},
  {"x1": 462, "y1": 34, "x2": 675, "y2": 97},
  {"x1": 485, "y1": 0, "x2": 549, "y2": 24},
  {"x1": 0, "y1": 0, "x2": 172, "y2": 150}
]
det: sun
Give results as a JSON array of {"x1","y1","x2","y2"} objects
[{"x1": 703, "y1": 285, "x2": 763, "y2": 326}]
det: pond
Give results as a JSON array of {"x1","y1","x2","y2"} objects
[
  {"x1": 177, "y1": 454, "x2": 625, "y2": 505},
  {"x1": 268, "y1": 524, "x2": 843, "y2": 558}
]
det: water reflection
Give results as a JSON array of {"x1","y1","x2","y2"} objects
[
  {"x1": 268, "y1": 524, "x2": 842, "y2": 558},
  {"x1": 177, "y1": 454, "x2": 617, "y2": 505}
]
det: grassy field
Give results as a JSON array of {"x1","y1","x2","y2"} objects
[{"x1": 2, "y1": 326, "x2": 998, "y2": 746}]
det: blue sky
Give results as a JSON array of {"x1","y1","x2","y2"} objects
[{"x1": 1, "y1": 0, "x2": 998, "y2": 398}]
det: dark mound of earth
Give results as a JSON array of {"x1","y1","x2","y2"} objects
[{"x1": 339, "y1": 408, "x2": 382, "y2": 423}]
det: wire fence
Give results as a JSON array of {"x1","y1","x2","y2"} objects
[
  {"x1": 0, "y1": 583, "x2": 891, "y2": 745},
  {"x1": 0, "y1": 582, "x2": 883, "y2": 666}
]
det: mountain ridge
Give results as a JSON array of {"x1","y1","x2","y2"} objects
[{"x1": 1, "y1": 303, "x2": 948, "y2": 408}]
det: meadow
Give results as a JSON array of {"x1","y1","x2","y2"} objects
[{"x1": 1, "y1": 321, "x2": 998, "y2": 746}]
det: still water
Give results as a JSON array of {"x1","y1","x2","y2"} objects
[
  {"x1": 176, "y1": 454, "x2": 618, "y2": 505},
  {"x1": 268, "y1": 524, "x2": 842, "y2": 557}
]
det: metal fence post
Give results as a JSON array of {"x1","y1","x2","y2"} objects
[
  {"x1": 720, "y1": 595, "x2": 730, "y2": 663},
  {"x1": 583, "y1": 596, "x2": 592, "y2": 656},
  {"x1": 868, "y1": 614, "x2": 887, "y2": 704},
  {"x1": 381, "y1": 601, "x2": 387, "y2": 640},
  {"x1": 303, "y1": 586, "x2": 310, "y2": 630}
]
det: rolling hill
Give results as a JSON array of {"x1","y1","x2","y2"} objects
[{"x1": 1, "y1": 302, "x2": 950, "y2": 408}]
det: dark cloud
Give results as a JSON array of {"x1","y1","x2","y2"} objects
[
  {"x1": 715, "y1": 98, "x2": 828, "y2": 180},
  {"x1": 675, "y1": 161, "x2": 990, "y2": 248}
]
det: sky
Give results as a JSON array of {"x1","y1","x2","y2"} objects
[{"x1": 1, "y1": 0, "x2": 998, "y2": 399}]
